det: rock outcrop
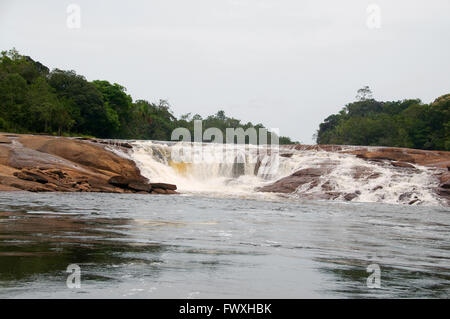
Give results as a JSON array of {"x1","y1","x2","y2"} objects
[
  {"x1": 260, "y1": 144, "x2": 450, "y2": 205},
  {"x1": 0, "y1": 133, "x2": 177, "y2": 194},
  {"x1": 291, "y1": 144, "x2": 450, "y2": 169}
]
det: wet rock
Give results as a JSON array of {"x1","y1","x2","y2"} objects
[
  {"x1": 441, "y1": 182, "x2": 450, "y2": 189},
  {"x1": 150, "y1": 183, "x2": 177, "y2": 191},
  {"x1": 399, "y1": 192, "x2": 419, "y2": 202},
  {"x1": 152, "y1": 188, "x2": 167, "y2": 194},
  {"x1": 439, "y1": 173, "x2": 450, "y2": 189},
  {"x1": 321, "y1": 181, "x2": 333, "y2": 191},
  {"x1": 352, "y1": 166, "x2": 381, "y2": 180},
  {"x1": 118, "y1": 142, "x2": 133, "y2": 149},
  {"x1": 128, "y1": 182, "x2": 152, "y2": 192},
  {"x1": 324, "y1": 192, "x2": 342, "y2": 200},
  {"x1": 258, "y1": 167, "x2": 332, "y2": 193},
  {"x1": 108, "y1": 176, "x2": 152, "y2": 192},
  {"x1": 391, "y1": 161, "x2": 415, "y2": 168},
  {"x1": 108, "y1": 176, "x2": 130, "y2": 187},
  {"x1": 343, "y1": 193, "x2": 359, "y2": 201},
  {"x1": 93, "y1": 139, "x2": 133, "y2": 149},
  {"x1": 437, "y1": 187, "x2": 450, "y2": 197}
]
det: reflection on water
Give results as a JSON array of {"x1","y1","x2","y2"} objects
[
  {"x1": 0, "y1": 210, "x2": 166, "y2": 286},
  {"x1": 0, "y1": 193, "x2": 449, "y2": 298}
]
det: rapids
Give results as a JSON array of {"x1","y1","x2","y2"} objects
[{"x1": 128, "y1": 141, "x2": 442, "y2": 206}]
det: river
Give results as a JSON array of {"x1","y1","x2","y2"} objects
[{"x1": 0, "y1": 192, "x2": 448, "y2": 298}]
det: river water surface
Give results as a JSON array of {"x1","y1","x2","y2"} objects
[{"x1": 0, "y1": 192, "x2": 448, "y2": 298}]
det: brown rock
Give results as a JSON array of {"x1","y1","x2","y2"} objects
[
  {"x1": 150, "y1": 183, "x2": 177, "y2": 191},
  {"x1": 344, "y1": 147, "x2": 450, "y2": 168},
  {"x1": 128, "y1": 182, "x2": 152, "y2": 192},
  {"x1": 77, "y1": 184, "x2": 91, "y2": 192},
  {"x1": 320, "y1": 181, "x2": 333, "y2": 191},
  {"x1": 352, "y1": 166, "x2": 381, "y2": 180},
  {"x1": 0, "y1": 134, "x2": 176, "y2": 194},
  {"x1": 343, "y1": 193, "x2": 358, "y2": 201},
  {"x1": 399, "y1": 192, "x2": 419, "y2": 202},
  {"x1": 18, "y1": 135, "x2": 143, "y2": 179},
  {"x1": 0, "y1": 136, "x2": 11, "y2": 144},
  {"x1": 0, "y1": 176, "x2": 51, "y2": 192},
  {"x1": 49, "y1": 169, "x2": 68, "y2": 179},
  {"x1": 108, "y1": 175, "x2": 130, "y2": 187},
  {"x1": 437, "y1": 187, "x2": 450, "y2": 197},
  {"x1": 391, "y1": 161, "x2": 415, "y2": 168},
  {"x1": 440, "y1": 181, "x2": 450, "y2": 189},
  {"x1": 14, "y1": 170, "x2": 49, "y2": 184},
  {"x1": 259, "y1": 166, "x2": 332, "y2": 193},
  {"x1": 152, "y1": 188, "x2": 167, "y2": 194}
]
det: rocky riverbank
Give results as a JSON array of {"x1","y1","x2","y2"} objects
[
  {"x1": 0, "y1": 133, "x2": 177, "y2": 194},
  {"x1": 259, "y1": 144, "x2": 450, "y2": 205},
  {"x1": 1, "y1": 134, "x2": 449, "y2": 205}
]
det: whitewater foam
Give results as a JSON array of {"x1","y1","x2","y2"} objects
[{"x1": 129, "y1": 141, "x2": 442, "y2": 206}]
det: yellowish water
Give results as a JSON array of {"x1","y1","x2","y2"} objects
[{"x1": 169, "y1": 160, "x2": 190, "y2": 176}]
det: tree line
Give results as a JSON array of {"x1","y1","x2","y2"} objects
[
  {"x1": 0, "y1": 49, "x2": 297, "y2": 144},
  {"x1": 316, "y1": 86, "x2": 449, "y2": 151}
]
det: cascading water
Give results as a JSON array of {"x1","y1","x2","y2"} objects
[
  {"x1": 129, "y1": 141, "x2": 443, "y2": 205},
  {"x1": 130, "y1": 141, "x2": 288, "y2": 197}
]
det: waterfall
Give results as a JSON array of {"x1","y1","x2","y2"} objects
[{"x1": 129, "y1": 140, "x2": 442, "y2": 205}]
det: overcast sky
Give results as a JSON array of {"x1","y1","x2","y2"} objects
[{"x1": 1, "y1": 0, "x2": 449, "y2": 143}]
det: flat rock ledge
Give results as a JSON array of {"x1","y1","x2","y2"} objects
[{"x1": 0, "y1": 133, "x2": 177, "y2": 195}]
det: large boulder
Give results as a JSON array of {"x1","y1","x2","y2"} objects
[
  {"x1": 108, "y1": 175, "x2": 152, "y2": 192},
  {"x1": 150, "y1": 183, "x2": 177, "y2": 191},
  {"x1": 18, "y1": 135, "x2": 142, "y2": 179},
  {"x1": 108, "y1": 175, "x2": 131, "y2": 187},
  {"x1": 258, "y1": 167, "x2": 332, "y2": 193},
  {"x1": 0, "y1": 134, "x2": 176, "y2": 195},
  {"x1": 128, "y1": 182, "x2": 152, "y2": 192}
]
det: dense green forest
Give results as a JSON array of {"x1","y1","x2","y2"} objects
[
  {"x1": 316, "y1": 86, "x2": 449, "y2": 150},
  {"x1": 0, "y1": 49, "x2": 297, "y2": 144}
]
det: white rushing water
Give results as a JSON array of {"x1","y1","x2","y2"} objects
[{"x1": 130, "y1": 141, "x2": 443, "y2": 206}]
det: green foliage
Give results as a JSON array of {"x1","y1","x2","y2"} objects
[
  {"x1": 0, "y1": 49, "x2": 297, "y2": 144},
  {"x1": 317, "y1": 87, "x2": 449, "y2": 150},
  {"x1": 174, "y1": 110, "x2": 298, "y2": 144}
]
